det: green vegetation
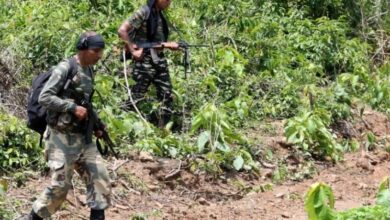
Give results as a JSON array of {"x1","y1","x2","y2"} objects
[
  {"x1": 0, "y1": 111, "x2": 42, "y2": 170},
  {"x1": 0, "y1": 0, "x2": 389, "y2": 218},
  {"x1": 0, "y1": 180, "x2": 13, "y2": 219},
  {"x1": 305, "y1": 178, "x2": 390, "y2": 220},
  {"x1": 0, "y1": 0, "x2": 389, "y2": 174}
]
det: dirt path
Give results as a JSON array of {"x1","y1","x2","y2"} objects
[
  {"x1": 7, "y1": 109, "x2": 390, "y2": 220},
  {"x1": 193, "y1": 151, "x2": 390, "y2": 220},
  {"x1": 8, "y1": 151, "x2": 390, "y2": 220}
]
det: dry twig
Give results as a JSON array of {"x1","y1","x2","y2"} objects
[{"x1": 165, "y1": 160, "x2": 182, "y2": 180}]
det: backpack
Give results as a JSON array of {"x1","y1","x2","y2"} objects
[{"x1": 27, "y1": 57, "x2": 78, "y2": 145}]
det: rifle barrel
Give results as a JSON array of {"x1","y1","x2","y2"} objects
[
  {"x1": 136, "y1": 42, "x2": 209, "y2": 49},
  {"x1": 186, "y1": 44, "x2": 209, "y2": 47}
]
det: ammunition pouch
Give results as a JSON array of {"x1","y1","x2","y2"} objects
[{"x1": 47, "y1": 98, "x2": 86, "y2": 134}]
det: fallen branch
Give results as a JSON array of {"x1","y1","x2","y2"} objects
[
  {"x1": 65, "y1": 197, "x2": 78, "y2": 208},
  {"x1": 165, "y1": 160, "x2": 182, "y2": 180},
  {"x1": 115, "y1": 204, "x2": 131, "y2": 210},
  {"x1": 259, "y1": 160, "x2": 276, "y2": 169},
  {"x1": 110, "y1": 159, "x2": 129, "y2": 172},
  {"x1": 119, "y1": 179, "x2": 141, "y2": 195}
]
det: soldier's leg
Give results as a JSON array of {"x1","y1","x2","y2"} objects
[
  {"x1": 32, "y1": 130, "x2": 77, "y2": 218},
  {"x1": 75, "y1": 143, "x2": 111, "y2": 213},
  {"x1": 153, "y1": 59, "x2": 173, "y2": 127},
  {"x1": 124, "y1": 56, "x2": 154, "y2": 111}
]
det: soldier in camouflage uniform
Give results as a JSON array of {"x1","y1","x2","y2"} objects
[
  {"x1": 24, "y1": 32, "x2": 110, "y2": 220},
  {"x1": 118, "y1": 0, "x2": 179, "y2": 127}
]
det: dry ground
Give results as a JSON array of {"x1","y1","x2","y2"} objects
[{"x1": 6, "y1": 108, "x2": 390, "y2": 220}]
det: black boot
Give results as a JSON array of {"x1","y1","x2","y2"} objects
[
  {"x1": 90, "y1": 209, "x2": 105, "y2": 220},
  {"x1": 23, "y1": 210, "x2": 42, "y2": 220},
  {"x1": 158, "y1": 113, "x2": 172, "y2": 129}
]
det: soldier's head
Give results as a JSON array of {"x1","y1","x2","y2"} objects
[
  {"x1": 76, "y1": 31, "x2": 105, "y2": 66},
  {"x1": 151, "y1": 0, "x2": 171, "y2": 10}
]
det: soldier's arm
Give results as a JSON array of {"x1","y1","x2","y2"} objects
[
  {"x1": 118, "y1": 21, "x2": 133, "y2": 47},
  {"x1": 38, "y1": 61, "x2": 77, "y2": 113},
  {"x1": 118, "y1": 6, "x2": 149, "y2": 60},
  {"x1": 118, "y1": 6, "x2": 149, "y2": 47}
]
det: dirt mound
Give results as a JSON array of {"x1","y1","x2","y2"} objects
[
  {"x1": 333, "y1": 108, "x2": 390, "y2": 150},
  {"x1": 355, "y1": 108, "x2": 390, "y2": 139},
  {"x1": 10, "y1": 150, "x2": 390, "y2": 220}
]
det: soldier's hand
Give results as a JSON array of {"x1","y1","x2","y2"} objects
[
  {"x1": 94, "y1": 130, "x2": 103, "y2": 138},
  {"x1": 74, "y1": 106, "x2": 87, "y2": 121},
  {"x1": 131, "y1": 44, "x2": 144, "y2": 61},
  {"x1": 131, "y1": 48, "x2": 144, "y2": 60},
  {"x1": 163, "y1": 42, "x2": 180, "y2": 50}
]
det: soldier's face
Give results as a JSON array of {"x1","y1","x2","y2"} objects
[
  {"x1": 155, "y1": 0, "x2": 171, "y2": 10},
  {"x1": 84, "y1": 48, "x2": 103, "y2": 65}
]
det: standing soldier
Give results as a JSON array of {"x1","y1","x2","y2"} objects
[
  {"x1": 23, "y1": 31, "x2": 111, "y2": 220},
  {"x1": 118, "y1": 0, "x2": 179, "y2": 128}
]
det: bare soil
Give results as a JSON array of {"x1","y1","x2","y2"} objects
[{"x1": 7, "y1": 108, "x2": 390, "y2": 220}]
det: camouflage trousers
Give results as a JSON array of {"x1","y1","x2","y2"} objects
[
  {"x1": 32, "y1": 127, "x2": 111, "y2": 218},
  {"x1": 128, "y1": 53, "x2": 173, "y2": 125}
]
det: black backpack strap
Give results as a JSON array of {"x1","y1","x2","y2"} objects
[
  {"x1": 63, "y1": 57, "x2": 78, "y2": 90},
  {"x1": 39, "y1": 134, "x2": 44, "y2": 148},
  {"x1": 68, "y1": 57, "x2": 78, "y2": 78}
]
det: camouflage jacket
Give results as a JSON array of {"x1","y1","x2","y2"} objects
[
  {"x1": 127, "y1": 5, "x2": 166, "y2": 44},
  {"x1": 38, "y1": 58, "x2": 94, "y2": 133}
]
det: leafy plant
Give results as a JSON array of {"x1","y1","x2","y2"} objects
[
  {"x1": 0, "y1": 112, "x2": 43, "y2": 171},
  {"x1": 305, "y1": 178, "x2": 390, "y2": 220},
  {"x1": 0, "y1": 0, "x2": 389, "y2": 178},
  {"x1": 305, "y1": 182, "x2": 337, "y2": 220},
  {"x1": 0, "y1": 179, "x2": 13, "y2": 219},
  {"x1": 190, "y1": 103, "x2": 258, "y2": 172},
  {"x1": 191, "y1": 103, "x2": 244, "y2": 147},
  {"x1": 285, "y1": 110, "x2": 343, "y2": 161}
]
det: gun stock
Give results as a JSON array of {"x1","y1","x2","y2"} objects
[{"x1": 95, "y1": 120, "x2": 119, "y2": 159}]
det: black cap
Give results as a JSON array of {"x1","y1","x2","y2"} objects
[{"x1": 76, "y1": 34, "x2": 105, "y2": 50}]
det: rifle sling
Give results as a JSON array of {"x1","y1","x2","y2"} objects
[
  {"x1": 96, "y1": 138, "x2": 108, "y2": 156},
  {"x1": 96, "y1": 135, "x2": 118, "y2": 158}
]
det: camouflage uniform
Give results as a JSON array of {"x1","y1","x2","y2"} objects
[
  {"x1": 33, "y1": 59, "x2": 111, "y2": 218},
  {"x1": 127, "y1": 5, "x2": 173, "y2": 124}
]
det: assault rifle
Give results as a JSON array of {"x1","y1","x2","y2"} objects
[
  {"x1": 135, "y1": 41, "x2": 208, "y2": 50},
  {"x1": 81, "y1": 99, "x2": 119, "y2": 159},
  {"x1": 180, "y1": 41, "x2": 209, "y2": 79},
  {"x1": 125, "y1": 41, "x2": 209, "y2": 78},
  {"x1": 95, "y1": 119, "x2": 119, "y2": 159}
]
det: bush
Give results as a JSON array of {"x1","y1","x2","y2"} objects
[
  {"x1": 305, "y1": 178, "x2": 390, "y2": 220},
  {"x1": 0, "y1": 0, "x2": 389, "y2": 174},
  {"x1": 0, "y1": 112, "x2": 43, "y2": 171}
]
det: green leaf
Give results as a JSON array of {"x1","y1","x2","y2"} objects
[
  {"x1": 216, "y1": 142, "x2": 230, "y2": 153},
  {"x1": 305, "y1": 182, "x2": 336, "y2": 220},
  {"x1": 377, "y1": 189, "x2": 390, "y2": 207},
  {"x1": 197, "y1": 131, "x2": 210, "y2": 153},
  {"x1": 168, "y1": 147, "x2": 178, "y2": 158},
  {"x1": 307, "y1": 119, "x2": 316, "y2": 133},
  {"x1": 223, "y1": 50, "x2": 235, "y2": 65},
  {"x1": 0, "y1": 179, "x2": 8, "y2": 195},
  {"x1": 367, "y1": 132, "x2": 376, "y2": 144},
  {"x1": 378, "y1": 177, "x2": 390, "y2": 194},
  {"x1": 349, "y1": 139, "x2": 360, "y2": 152},
  {"x1": 233, "y1": 155, "x2": 244, "y2": 171}
]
